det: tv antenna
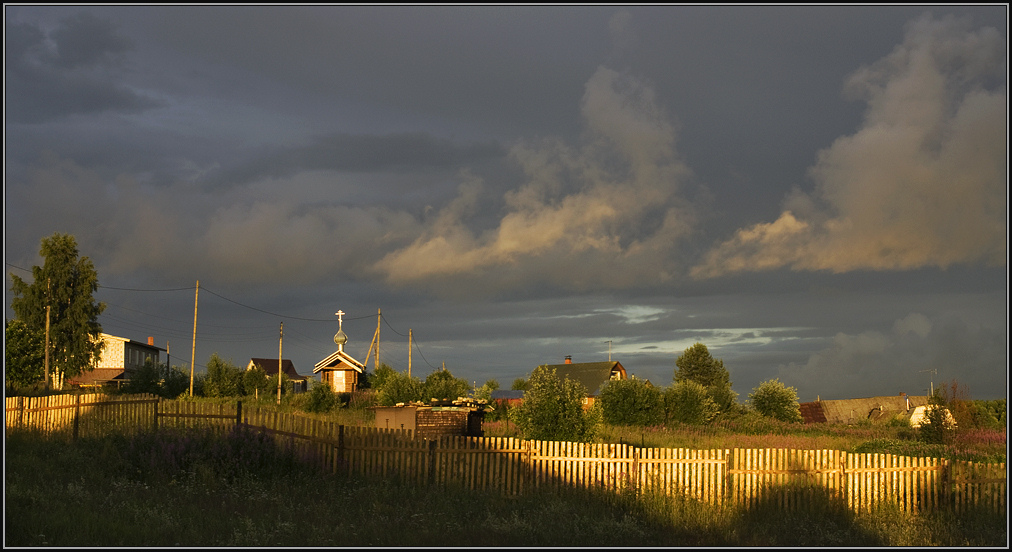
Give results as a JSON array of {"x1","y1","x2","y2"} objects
[{"x1": 920, "y1": 369, "x2": 937, "y2": 396}]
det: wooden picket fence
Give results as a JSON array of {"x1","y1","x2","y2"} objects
[{"x1": 5, "y1": 394, "x2": 1006, "y2": 515}]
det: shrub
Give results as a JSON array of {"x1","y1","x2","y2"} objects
[
  {"x1": 748, "y1": 379, "x2": 802, "y2": 423},
  {"x1": 472, "y1": 379, "x2": 499, "y2": 402},
  {"x1": 377, "y1": 370, "x2": 422, "y2": 406},
  {"x1": 203, "y1": 354, "x2": 244, "y2": 398},
  {"x1": 123, "y1": 360, "x2": 164, "y2": 396},
  {"x1": 598, "y1": 378, "x2": 663, "y2": 426},
  {"x1": 664, "y1": 380, "x2": 719, "y2": 425},
  {"x1": 513, "y1": 365, "x2": 599, "y2": 442},
  {"x1": 242, "y1": 365, "x2": 272, "y2": 399},
  {"x1": 303, "y1": 382, "x2": 339, "y2": 413}
]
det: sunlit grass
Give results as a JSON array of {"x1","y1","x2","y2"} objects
[{"x1": 5, "y1": 429, "x2": 1005, "y2": 547}]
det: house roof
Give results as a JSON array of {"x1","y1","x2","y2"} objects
[
  {"x1": 540, "y1": 361, "x2": 627, "y2": 396},
  {"x1": 248, "y1": 358, "x2": 305, "y2": 381},
  {"x1": 313, "y1": 349, "x2": 365, "y2": 374},
  {"x1": 490, "y1": 390, "x2": 525, "y2": 400},
  {"x1": 67, "y1": 368, "x2": 126, "y2": 385},
  {"x1": 99, "y1": 332, "x2": 165, "y2": 352},
  {"x1": 799, "y1": 395, "x2": 929, "y2": 424}
]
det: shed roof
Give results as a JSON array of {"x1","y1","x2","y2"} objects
[
  {"x1": 800, "y1": 395, "x2": 929, "y2": 424},
  {"x1": 491, "y1": 390, "x2": 525, "y2": 400},
  {"x1": 67, "y1": 368, "x2": 126, "y2": 385}
]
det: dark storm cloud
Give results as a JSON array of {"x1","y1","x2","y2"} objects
[
  {"x1": 4, "y1": 6, "x2": 1006, "y2": 402},
  {"x1": 205, "y1": 133, "x2": 504, "y2": 189},
  {"x1": 5, "y1": 13, "x2": 162, "y2": 123}
]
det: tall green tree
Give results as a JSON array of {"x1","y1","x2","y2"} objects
[
  {"x1": 9, "y1": 233, "x2": 106, "y2": 388},
  {"x1": 420, "y1": 369, "x2": 471, "y2": 402},
  {"x1": 512, "y1": 366, "x2": 600, "y2": 442},
  {"x1": 674, "y1": 343, "x2": 737, "y2": 412},
  {"x1": 371, "y1": 363, "x2": 396, "y2": 391},
  {"x1": 4, "y1": 318, "x2": 46, "y2": 390}
]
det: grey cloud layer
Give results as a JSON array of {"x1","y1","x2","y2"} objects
[
  {"x1": 5, "y1": 14, "x2": 161, "y2": 123},
  {"x1": 693, "y1": 15, "x2": 1007, "y2": 278},
  {"x1": 4, "y1": 8, "x2": 1005, "y2": 401}
]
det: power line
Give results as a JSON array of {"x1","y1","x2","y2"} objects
[{"x1": 200, "y1": 286, "x2": 374, "y2": 323}]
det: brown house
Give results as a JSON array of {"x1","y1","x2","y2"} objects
[
  {"x1": 246, "y1": 358, "x2": 308, "y2": 393},
  {"x1": 540, "y1": 355, "x2": 628, "y2": 407}
]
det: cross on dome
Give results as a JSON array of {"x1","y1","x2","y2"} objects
[{"x1": 334, "y1": 310, "x2": 348, "y2": 349}]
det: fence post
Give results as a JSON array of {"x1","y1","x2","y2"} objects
[
  {"x1": 337, "y1": 424, "x2": 345, "y2": 473},
  {"x1": 236, "y1": 400, "x2": 243, "y2": 428},
  {"x1": 72, "y1": 392, "x2": 81, "y2": 440},
  {"x1": 630, "y1": 448, "x2": 639, "y2": 494},
  {"x1": 153, "y1": 398, "x2": 159, "y2": 432},
  {"x1": 428, "y1": 438, "x2": 437, "y2": 486},
  {"x1": 941, "y1": 457, "x2": 950, "y2": 508}
]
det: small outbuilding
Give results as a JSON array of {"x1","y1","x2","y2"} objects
[{"x1": 371, "y1": 398, "x2": 487, "y2": 439}]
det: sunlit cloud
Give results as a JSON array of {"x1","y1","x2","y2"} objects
[
  {"x1": 692, "y1": 14, "x2": 1006, "y2": 279},
  {"x1": 374, "y1": 64, "x2": 696, "y2": 293}
]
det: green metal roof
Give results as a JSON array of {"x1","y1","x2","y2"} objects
[{"x1": 541, "y1": 361, "x2": 626, "y2": 396}]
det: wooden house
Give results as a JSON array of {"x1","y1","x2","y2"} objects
[
  {"x1": 540, "y1": 355, "x2": 627, "y2": 407},
  {"x1": 68, "y1": 333, "x2": 164, "y2": 388},
  {"x1": 246, "y1": 358, "x2": 308, "y2": 393}
]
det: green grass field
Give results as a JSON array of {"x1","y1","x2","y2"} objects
[{"x1": 5, "y1": 428, "x2": 1006, "y2": 547}]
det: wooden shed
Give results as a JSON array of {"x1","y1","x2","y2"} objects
[{"x1": 371, "y1": 398, "x2": 486, "y2": 439}]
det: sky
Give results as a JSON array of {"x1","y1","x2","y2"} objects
[{"x1": 4, "y1": 5, "x2": 1008, "y2": 401}]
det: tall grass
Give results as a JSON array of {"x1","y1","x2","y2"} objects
[{"x1": 5, "y1": 429, "x2": 1006, "y2": 547}]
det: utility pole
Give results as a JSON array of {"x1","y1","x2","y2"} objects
[
  {"x1": 277, "y1": 322, "x2": 283, "y2": 405},
  {"x1": 408, "y1": 329, "x2": 413, "y2": 379},
  {"x1": 44, "y1": 278, "x2": 51, "y2": 392},
  {"x1": 921, "y1": 369, "x2": 937, "y2": 396},
  {"x1": 364, "y1": 308, "x2": 381, "y2": 370},
  {"x1": 605, "y1": 340, "x2": 612, "y2": 362},
  {"x1": 189, "y1": 280, "x2": 199, "y2": 397}
]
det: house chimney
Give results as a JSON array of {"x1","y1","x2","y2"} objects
[
  {"x1": 565, "y1": 355, "x2": 572, "y2": 364},
  {"x1": 148, "y1": 336, "x2": 154, "y2": 346}
]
